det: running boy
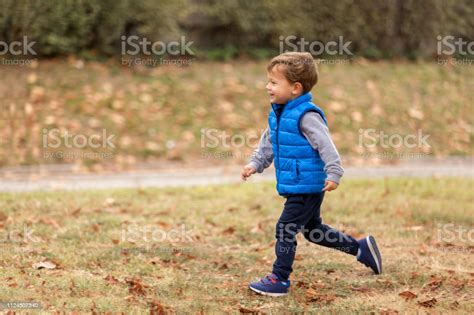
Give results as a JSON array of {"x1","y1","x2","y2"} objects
[{"x1": 241, "y1": 52, "x2": 382, "y2": 296}]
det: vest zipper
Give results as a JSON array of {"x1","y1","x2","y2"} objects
[
  {"x1": 276, "y1": 107, "x2": 283, "y2": 181},
  {"x1": 272, "y1": 104, "x2": 283, "y2": 182}
]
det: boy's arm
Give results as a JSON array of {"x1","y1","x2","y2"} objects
[
  {"x1": 247, "y1": 127, "x2": 274, "y2": 173},
  {"x1": 300, "y1": 112, "x2": 344, "y2": 184}
]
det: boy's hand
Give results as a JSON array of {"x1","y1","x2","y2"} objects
[
  {"x1": 241, "y1": 165, "x2": 257, "y2": 181},
  {"x1": 322, "y1": 180, "x2": 338, "y2": 192}
]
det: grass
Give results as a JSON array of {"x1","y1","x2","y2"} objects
[
  {"x1": 0, "y1": 59, "x2": 472, "y2": 168},
  {"x1": 0, "y1": 177, "x2": 473, "y2": 313}
]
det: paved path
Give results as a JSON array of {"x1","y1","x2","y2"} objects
[{"x1": 0, "y1": 158, "x2": 472, "y2": 192}]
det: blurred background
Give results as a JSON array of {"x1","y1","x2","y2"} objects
[{"x1": 0, "y1": 0, "x2": 472, "y2": 187}]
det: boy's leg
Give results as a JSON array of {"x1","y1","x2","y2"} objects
[
  {"x1": 302, "y1": 192, "x2": 359, "y2": 256},
  {"x1": 272, "y1": 194, "x2": 315, "y2": 281}
]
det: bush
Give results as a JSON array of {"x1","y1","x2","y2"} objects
[
  {"x1": 0, "y1": 0, "x2": 472, "y2": 58},
  {"x1": 0, "y1": 0, "x2": 186, "y2": 56}
]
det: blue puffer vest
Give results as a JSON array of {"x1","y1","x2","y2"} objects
[{"x1": 268, "y1": 92, "x2": 327, "y2": 195}]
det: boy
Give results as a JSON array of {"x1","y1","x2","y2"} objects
[{"x1": 241, "y1": 52, "x2": 382, "y2": 296}]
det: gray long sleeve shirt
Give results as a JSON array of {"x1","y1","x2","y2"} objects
[{"x1": 248, "y1": 112, "x2": 344, "y2": 183}]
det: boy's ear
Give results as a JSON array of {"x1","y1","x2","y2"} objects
[{"x1": 292, "y1": 82, "x2": 304, "y2": 95}]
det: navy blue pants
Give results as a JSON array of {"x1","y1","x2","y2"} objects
[{"x1": 272, "y1": 192, "x2": 359, "y2": 281}]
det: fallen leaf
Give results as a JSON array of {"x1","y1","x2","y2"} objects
[
  {"x1": 156, "y1": 221, "x2": 171, "y2": 228},
  {"x1": 0, "y1": 211, "x2": 8, "y2": 228},
  {"x1": 425, "y1": 277, "x2": 443, "y2": 291},
  {"x1": 399, "y1": 290, "x2": 417, "y2": 300},
  {"x1": 104, "y1": 275, "x2": 120, "y2": 285},
  {"x1": 305, "y1": 288, "x2": 336, "y2": 304},
  {"x1": 104, "y1": 198, "x2": 116, "y2": 206},
  {"x1": 172, "y1": 251, "x2": 196, "y2": 260},
  {"x1": 417, "y1": 297, "x2": 437, "y2": 308},
  {"x1": 33, "y1": 261, "x2": 56, "y2": 270},
  {"x1": 295, "y1": 281, "x2": 309, "y2": 289},
  {"x1": 408, "y1": 108, "x2": 424, "y2": 120},
  {"x1": 150, "y1": 300, "x2": 166, "y2": 315},
  {"x1": 38, "y1": 218, "x2": 61, "y2": 229},
  {"x1": 407, "y1": 225, "x2": 424, "y2": 231},
  {"x1": 351, "y1": 111, "x2": 363, "y2": 122},
  {"x1": 223, "y1": 227, "x2": 235, "y2": 235},
  {"x1": 328, "y1": 101, "x2": 345, "y2": 112},
  {"x1": 124, "y1": 295, "x2": 135, "y2": 302},
  {"x1": 305, "y1": 287, "x2": 318, "y2": 298},
  {"x1": 91, "y1": 223, "x2": 101, "y2": 232},
  {"x1": 205, "y1": 219, "x2": 217, "y2": 227},
  {"x1": 379, "y1": 308, "x2": 399, "y2": 315},
  {"x1": 250, "y1": 222, "x2": 263, "y2": 234},
  {"x1": 219, "y1": 263, "x2": 229, "y2": 270},
  {"x1": 70, "y1": 208, "x2": 81, "y2": 216},
  {"x1": 124, "y1": 276, "x2": 148, "y2": 295},
  {"x1": 0, "y1": 211, "x2": 8, "y2": 222},
  {"x1": 239, "y1": 306, "x2": 257, "y2": 313}
]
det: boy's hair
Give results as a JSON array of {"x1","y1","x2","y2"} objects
[{"x1": 267, "y1": 52, "x2": 318, "y2": 93}]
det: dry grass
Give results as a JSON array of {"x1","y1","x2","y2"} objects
[{"x1": 0, "y1": 177, "x2": 472, "y2": 313}]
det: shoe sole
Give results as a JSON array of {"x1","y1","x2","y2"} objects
[
  {"x1": 249, "y1": 285, "x2": 288, "y2": 297},
  {"x1": 366, "y1": 235, "x2": 382, "y2": 274}
]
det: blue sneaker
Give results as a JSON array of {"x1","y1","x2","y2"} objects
[
  {"x1": 357, "y1": 235, "x2": 382, "y2": 274},
  {"x1": 248, "y1": 273, "x2": 290, "y2": 296}
]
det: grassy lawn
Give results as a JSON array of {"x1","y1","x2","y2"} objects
[
  {"x1": 1, "y1": 60, "x2": 472, "y2": 168},
  {"x1": 0, "y1": 177, "x2": 473, "y2": 313}
]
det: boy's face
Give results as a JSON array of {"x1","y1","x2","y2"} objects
[{"x1": 266, "y1": 65, "x2": 302, "y2": 104}]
